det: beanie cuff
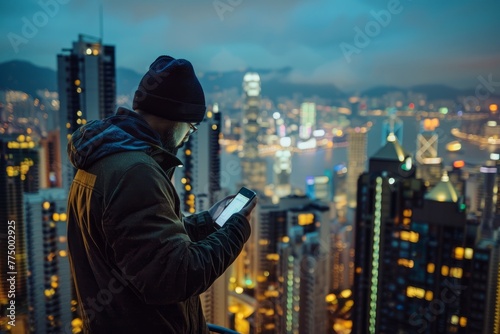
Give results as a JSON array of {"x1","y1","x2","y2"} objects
[{"x1": 133, "y1": 90, "x2": 206, "y2": 123}]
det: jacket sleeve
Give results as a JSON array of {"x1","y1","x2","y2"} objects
[
  {"x1": 102, "y1": 163, "x2": 251, "y2": 305},
  {"x1": 183, "y1": 211, "x2": 217, "y2": 242}
]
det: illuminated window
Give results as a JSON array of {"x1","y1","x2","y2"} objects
[
  {"x1": 397, "y1": 258, "x2": 414, "y2": 268},
  {"x1": 450, "y1": 267, "x2": 463, "y2": 278},
  {"x1": 266, "y1": 254, "x2": 280, "y2": 261},
  {"x1": 427, "y1": 263, "x2": 435, "y2": 273},
  {"x1": 454, "y1": 247, "x2": 464, "y2": 260},
  {"x1": 425, "y1": 291, "x2": 433, "y2": 301},
  {"x1": 459, "y1": 317, "x2": 467, "y2": 327},
  {"x1": 403, "y1": 209, "x2": 412, "y2": 217},
  {"x1": 441, "y1": 265, "x2": 449, "y2": 276},
  {"x1": 297, "y1": 213, "x2": 314, "y2": 226},
  {"x1": 451, "y1": 315, "x2": 459, "y2": 325},
  {"x1": 400, "y1": 231, "x2": 419, "y2": 243},
  {"x1": 406, "y1": 286, "x2": 425, "y2": 299},
  {"x1": 464, "y1": 248, "x2": 474, "y2": 259}
]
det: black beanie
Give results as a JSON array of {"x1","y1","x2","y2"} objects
[{"x1": 133, "y1": 55, "x2": 206, "y2": 123}]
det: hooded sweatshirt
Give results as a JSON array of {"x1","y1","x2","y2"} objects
[{"x1": 66, "y1": 108, "x2": 250, "y2": 333}]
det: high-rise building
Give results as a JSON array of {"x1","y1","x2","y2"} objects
[
  {"x1": 57, "y1": 34, "x2": 116, "y2": 192},
  {"x1": 299, "y1": 102, "x2": 316, "y2": 139},
  {"x1": 416, "y1": 118, "x2": 442, "y2": 187},
  {"x1": 352, "y1": 135, "x2": 426, "y2": 334},
  {"x1": 241, "y1": 72, "x2": 266, "y2": 192},
  {"x1": 346, "y1": 127, "x2": 368, "y2": 208},
  {"x1": 479, "y1": 160, "x2": 498, "y2": 238},
  {"x1": 273, "y1": 148, "x2": 292, "y2": 198},
  {"x1": 465, "y1": 234, "x2": 500, "y2": 333},
  {"x1": 39, "y1": 130, "x2": 62, "y2": 189},
  {"x1": 275, "y1": 202, "x2": 330, "y2": 334},
  {"x1": 0, "y1": 135, "x2": 34, "y2": 332},
  {"x1": 24, "y1": 188, "x2": 73, "y2": 334}
]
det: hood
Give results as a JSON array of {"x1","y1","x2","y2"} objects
[{"x1": 68, "y1": 108, "x2": 165, "y2": 170}]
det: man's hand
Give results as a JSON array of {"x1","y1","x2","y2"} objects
[
  {"x1": 208, "y1": 195, "x2": 235, "y2": 220},
  {"x1": 238, "y1": 196, "x2": 257, "y2": 222}
]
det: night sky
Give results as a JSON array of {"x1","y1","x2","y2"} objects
[{"x1": 1, "y1": 0, "x2": 500, "y2": 91}]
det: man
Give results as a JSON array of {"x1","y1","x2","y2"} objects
[{"x1": 66, "y1": 55, "x2": 256, "y2": 333}]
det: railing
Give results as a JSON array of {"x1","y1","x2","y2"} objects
[{"x1": 207, "y1": 323, "x2": 240, "y2": 334}]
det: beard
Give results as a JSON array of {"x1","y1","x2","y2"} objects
[{"x1": 159, "y1": 128, "x2": 180, "y2": 155}]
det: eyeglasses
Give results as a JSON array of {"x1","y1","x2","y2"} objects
[{"x1": 188, "y1": 123, "x2": 198, "y2": 135}]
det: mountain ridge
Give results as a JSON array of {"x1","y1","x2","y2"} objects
[{"x1": 0, "y1": 60, "x2": 481, "y2": 103}]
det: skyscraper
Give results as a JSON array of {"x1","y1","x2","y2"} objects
[
  {"x1": 352, "y1": 135, "x2": 426, "y2": 334},
  {"x1": 346, "y1": 127, "x2": 368, "y2": 209},
  {"x1": 24, "y1": 188, "x2": 73, "y2": 334},
  {"x1": 241, "y1": 72, "x2": 266, "y2": 192},
  {"x1": 57, "y1": 34, "x2": 116, "y2": 192},
  {"x1": 299, "y1": 102, "x2": 316, "y2": 139},
  {"x1": 416, "y1": 118, "x2": 442, "y2": 185},
  {"x1": 0, "y1": 135, "x2": 34, "y2": 332}
]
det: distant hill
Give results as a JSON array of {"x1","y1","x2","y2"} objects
[
  {"x1": 0, "y1": 60, "x2": 482, "y2": 103},
  {"x1": 360, "y1": 84, "x2": 476, "y2": 101},
  {"x1": 0, "y1": 60, "x2": 57, "y2": 97}
]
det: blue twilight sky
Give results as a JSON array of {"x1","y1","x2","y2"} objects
[{"x1": 0, "y1": 0, "x2": 499, "y2": 91}]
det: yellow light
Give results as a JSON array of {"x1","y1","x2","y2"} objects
[
  {"x1": 403, "y1": 209, "x2": 412, "y2": 217},
  {"x1": 425, "y1": 291, "x2": 433, "y2": 301},
  {"x1": 212, "y1": 124, "x2": 218, "y2": 130},
  {"x1": 77, "y1": 110, "x2": 83, "y2": 117},
  {"x1": 74, "y1": 79, "x2": 81, "y2": 86},
  {"x1": 490, "y1": 104, "x2": 498, "y2": 112},
  {"x1": 71, "y1": 318, "x2": 83, "y2": 328},
  {"x1": 60, "y1": 213, "x2": 67, "y2": 221},
  {"x1": 297, "y1": 213, "x2": 314, "y2": 226},
  {"x1": 43, "y1": 201, "x2": 51, "y2": 210},
  {"x1": 258, "y1": 239, "x2": 269, "y2": 245},
  {"x1": 398, "y1": 258, "x2": 414, "y2": 268},
  {"x1": 52, "y1": 213, "x2": 60, "y2": 221},
  {"x1": 59, "y1": 250, "x2": 67, "y2": 257},
  {"x1": 340, "y1": 289, "x2": 352, "y2": 298},
  {"x1": 17, "y1": 134, "x2": 26, "y2": 142},
  {"x1": 400, "y1": 231, "x2": 419, "y2": 243},
  {"x1": 266, "y1": 254, "x2": 280, "y2": 261},
  {"x1": 85, "y1": 48, "x2": 92, "y2": 55},
  {"x1": 450, "y1": 267, "x2": 463, "y2": 278},
  {"x1": 451, "y1": 315, "x2": 459, "y2": 325},
  {"x1": 441, "y1": 265, "x2": 449, "y2": 276},
  {"x1": 459, "y1": 317, "x2": 467, "y2": 327},
  {"x1": 76, "y1": 87, "x2": 82, "y2": 93},
  {"x1": 464, "y1": 248, "x2": 474, "y2": 259},
  {"x1": 235, "y1": 286, "x2": 244, "y2": 294},
  {"x1": 326, "y1": 294, "x2": 337, "y2": 303},
  {"x1": 454, "y1": 247, "x2": 464, "y2": 260},
  {"x1": 207, "y1": 111, "x2": 213, "y2": 118},
  {"x1": 427, "y1": 263, "x2": 435, "y2": 274},
  {"x1": 185, "y1": 149, "x2": 191, "y2": 156},
  {"x1": 51, "y1": 281, "x2": 59, "y2": 288},
  {"x1": 181, "y1": 178, "x2": 187, "y2": 184},
  {"x1": 406, "y1": 286, "x2": 425, "y2": 299},
  {"x1": 356, "y1": 267, "x2": 362, "y2": 274},
  {"x1": 282, "y1": 236, "x2": 290, "y2": 243},
  {"x1": 185, "y1": 185, "x2": 192, "y2": 191},
  {"x1": 66, "y1": 122, "x2": 71, "y2": 129},
  {"x1": 92, "y1": 48, "x2": 99, "y2": 56}
]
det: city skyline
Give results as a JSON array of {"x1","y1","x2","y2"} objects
[{"x1": 1, "y1": 0, "x2": 500, "y2": 91}]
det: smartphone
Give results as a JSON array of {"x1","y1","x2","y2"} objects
[{"x1": 215, "y1": 187, "x2": 256, "y2": 228}]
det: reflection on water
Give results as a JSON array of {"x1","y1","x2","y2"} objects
[{"x1": 221, "y1": 116, "x2": 496, "y2": 193}]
